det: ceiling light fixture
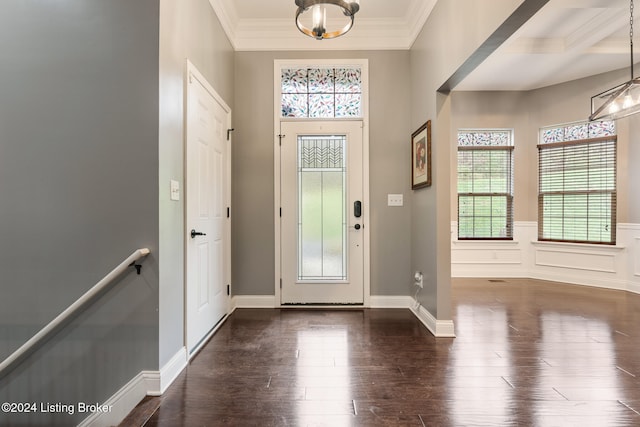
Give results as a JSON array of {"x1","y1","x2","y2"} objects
[
  {"x1": 590, "y1": 0, "x2": 640, "y2": 121},
  {"x1": 295, "y1": 0, "x2": 360, "y2": 40}
]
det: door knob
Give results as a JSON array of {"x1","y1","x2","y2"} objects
[{"x1": 190, "y1": 229, "x2": 206, "y2": 238}]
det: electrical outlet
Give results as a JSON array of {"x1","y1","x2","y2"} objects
[{"x1": 388, "y1": 194, "x2": 403, "y2": 206}]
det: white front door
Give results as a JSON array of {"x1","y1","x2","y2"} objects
[
  {"x1": 280, "y1": 121, "x2": 364, "y2": 304},
  {"x1": 185, "y1": 65, "x2": 230, "y2": 353}
]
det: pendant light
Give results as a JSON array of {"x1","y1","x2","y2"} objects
[
  {"x1": 590, "y1": 0, "x2": 640, "y2": 121},
  {"x1": 295, "y1": 0, "x2": 360, "y2": 40}
]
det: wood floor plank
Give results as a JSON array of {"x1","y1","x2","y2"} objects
[{"x1": 122, "y1": 279, "x2": 640, "y2": 426}]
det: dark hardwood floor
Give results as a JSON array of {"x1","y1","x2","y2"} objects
[{"x1": 121, "y1": 278, "x2": 640, "y2": 426}]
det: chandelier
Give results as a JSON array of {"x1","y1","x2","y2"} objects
[
  {"x1": 295, "y1": 0, "x2": 360, "y2": 40},
  {"x1": 590, "y1": 0, "x2": 640, "y2": 120}
]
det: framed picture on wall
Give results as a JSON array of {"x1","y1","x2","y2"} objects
[{"x1": 411, "y1": 120, "x2": 432, "y2": 189}]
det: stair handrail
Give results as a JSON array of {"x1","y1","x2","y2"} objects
[{"x1": 0, "y1": 248, "x2": 150, "y2": 377}]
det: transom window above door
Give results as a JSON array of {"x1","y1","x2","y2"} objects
[{"x1": 280, "y1": 67, "x2": 362, "y2": 118}]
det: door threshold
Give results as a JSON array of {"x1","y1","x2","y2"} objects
[{"x1": 280, "y1": 303, "x2": 365, "y2": 309}]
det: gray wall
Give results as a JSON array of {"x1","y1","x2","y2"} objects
[
  {"x1": 628, "y1": 106, "x2": 640, "y2": 224},
  {"x1": 158, "y1": 0, "x2": 234, "y2": 367},
  {"x1": 451, "y1": 66, "x2": 640, "y2": 227},
  {"x1": 232, "y1": 51, "x2": 412, "y2": 297},
  {"x1": 0, "y1": 1, "x2": 160, "y2": 425},
  {"x1": 409, "y1": 0, "x2": 523, "y2": 318}
]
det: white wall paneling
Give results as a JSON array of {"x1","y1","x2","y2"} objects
[{"x1": 452, "y1": 221, "x2": 640, "y2": 295}]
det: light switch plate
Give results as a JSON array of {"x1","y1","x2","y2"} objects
[
  {"x1": 170, "y1": 180, "x2": 180, "y2": 201},
  {"x1": 388, "y1": 194, "x2": 403, "y2": 206}
]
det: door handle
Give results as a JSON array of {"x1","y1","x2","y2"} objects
[
  {"x1": 354, "y1": 200, "x2": 362, "y2": 218},
  {"x1": 190, "y1": 229, "x2": 206, "y2": 238}
]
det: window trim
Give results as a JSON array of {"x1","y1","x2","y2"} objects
[
  {"x1": 457, "y1": 129, "x2": 514, "y2": 241},
  {"x1": 537, "y1": 126, "x2": 617, "y2": 245}
]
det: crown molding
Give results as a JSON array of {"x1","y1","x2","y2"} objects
[
  {"x1": 406, "y1": 0, "x2": 437, "y2": 49},
  {"x1": 209, "y1": 0, "x2": 435, "y2": 51},
  {"x1": 234, "y1": 18, "x2": 414, "y2": 51},
  {"x1": 208, "y1": 0, "x2": 239, "y2": 50}
]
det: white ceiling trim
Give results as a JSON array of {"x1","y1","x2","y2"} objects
[
  {"x1": 209, "y1": 0, "x2": 437, "y2": 51},
  {"x1": 208, "y1": 0, "x2": 239, "y2": 50},
  {"x1": 564, "y1": 8, "x2": 626, "y2": 51},
  {"x1": 406, "y1": 0, "x2": 437, "y2": 49},
  {"x1": 233, "y1": 18, "x2": 415, "y2": 51}
]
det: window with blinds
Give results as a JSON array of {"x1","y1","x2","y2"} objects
[
  {"x1": 538, "y1": 121, "x2": 617, "y2": 244},
  {"x1": 457, "y1": 130, "x2": 514, "y2": 240}
]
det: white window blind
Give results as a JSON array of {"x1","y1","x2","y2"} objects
[{"x1": 538, "y1": 121, "x2": 617, "y2": 244}]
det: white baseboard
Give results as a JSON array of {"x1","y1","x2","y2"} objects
[
  {"x1": 629, "y1": 281, "x2": 640, "y2": 295},
  {"x1": 79, "y1": 347, "x2": 187, "y2": 427},
  {"x1": 188, "y1": 313, "x2": 234, "y2": 360},
  {"x1": 370, "y1": 295, "x2": 413, "y2": 308},
  {"x1": 371, "y1": 295, "x2": 456, "y2": 338},
  {"x1": 231, "y1": 294, "x2": 456, "y2": 338},
  {"x1": 158, "y1": 347, "x2": 187, "y2": 395},
  {"x1": 410, "y1": 303, "x2": 456, "y2": 338},
  {"x1": 533, "y1": 271, "x2": 628, "y2": 292},
  {"x1": 78, "y1": 371, "x2": 157, "y2": 427},
  {"x1": 232, "y1": 295, "x2": 276, "y2": 308}
]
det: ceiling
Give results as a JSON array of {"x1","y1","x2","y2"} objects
[{"x1": 210, "y1": 0, "x2": 639, "y2": 91}]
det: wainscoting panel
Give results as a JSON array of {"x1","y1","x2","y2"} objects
[
  {"x1": 451, "y1": 221, "x2": 534, "y2": 278},
  {"x1": 534, "y1": 246, "x2": 617, "y2": 273},
  {"x1": 452, "y1": 221, "x2": 640, "y2": 294}
]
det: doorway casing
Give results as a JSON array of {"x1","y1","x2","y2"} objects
[{"x1": 273, "y1": 59, "x2": 370, "y2": 306}]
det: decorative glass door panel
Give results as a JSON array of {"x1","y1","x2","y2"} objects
[{"x1": 298, "y1": 135, "x2": 347, "y2": 281}]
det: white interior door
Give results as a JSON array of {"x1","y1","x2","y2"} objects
[
  {"x1": 186, "y1": 66, "x2": 230, "y2": 353},
  {"x1": 280, "y1": 121, "x2": 364, "y2": 304}
]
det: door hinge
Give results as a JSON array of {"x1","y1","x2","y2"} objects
[
  {"x1": 279, "y1": 207, "x2": 282, "y2": 217},
  {"x1": 279, "y1": 279, "x2": 282, "y2": 289},
  {"x1": 227, "y1": 207, "x2": 230, "y2": 218},
  {"x1": 227, "y1": 128, "x2": 235, "y2": 141},
  {"x1": 277, "y1": 134, "x2": 285, "y2": 146},
  {"x1": 227, "y1": 284, "x2": 230, "y2": 296}
]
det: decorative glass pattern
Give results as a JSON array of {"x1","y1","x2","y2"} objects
[
  {"x1": 300, "y1": 137, "x2": 345, "y2": 169},
  {"x1": 282, "y1": 68, "x2": 308, "y2": 93},
  {"x1": 308, "y1": 68, "x2": 334, "y2": 93},
  {"x1": 309, "y1": 94, "x2": 334, "y2": 118},
  {"x1": 588, "y1": 120, "x2": 616, "y2": 138},
  {"x1": 282, "y1": 94, "x2": 308, "y2": 117},
  {"x1": 297, "y1": 136, "x2": 347, "y2": 281},
  {"x1": 458, "y1": 130, "x2": 513, "y2": 147},
  {"x1": 281, "y1": 67, "x2": 362, "y2": 118},
  {"x1": 540, "y1": 120, "x2": 615, "y2": 144},
  {"x1": 335, "y1": 94, "x2": 361, "y2": 117},
  {"x1": 335, "y1": 68, "x2": 361, "y2": 93}
]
